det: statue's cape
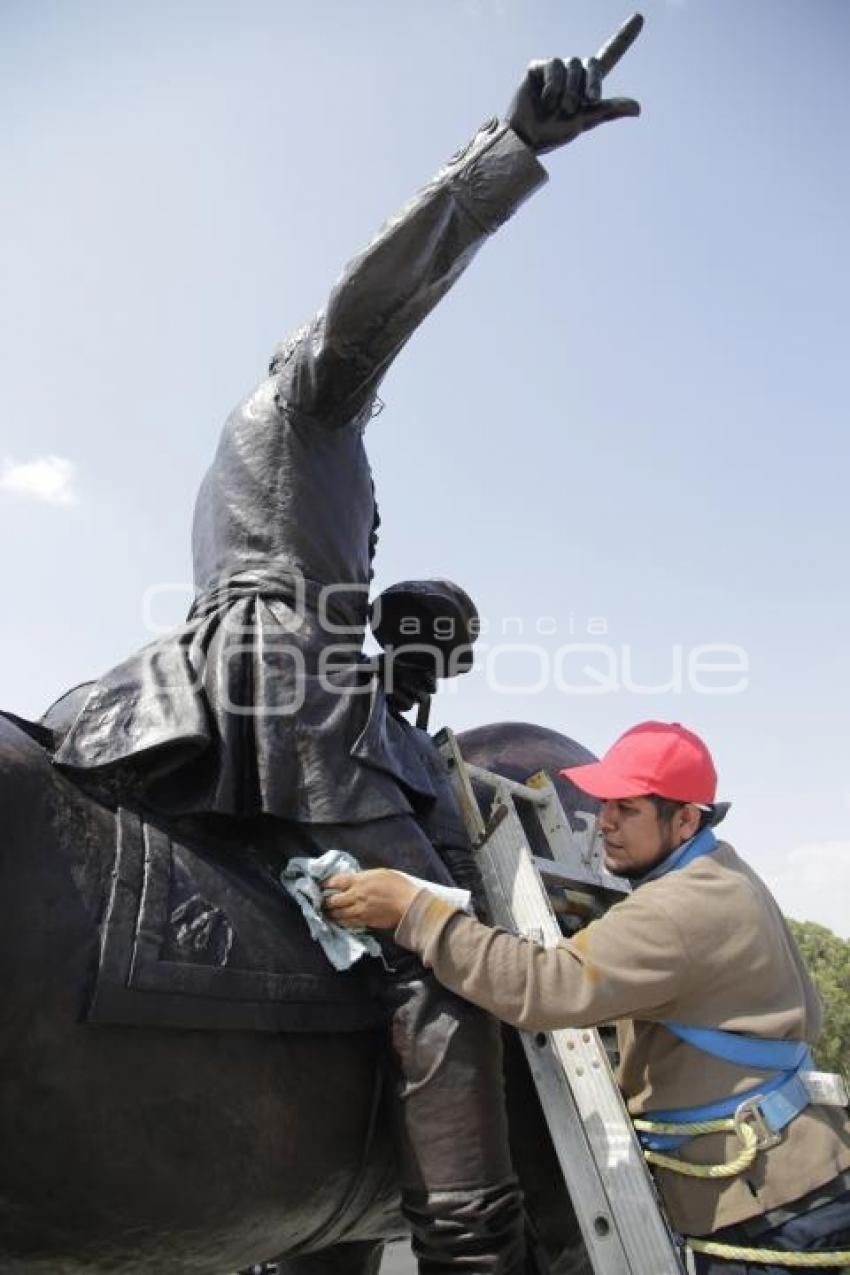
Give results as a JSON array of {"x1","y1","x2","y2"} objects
[{"x1": 53, "y1": 568, "x2": 462, "y2": 834}]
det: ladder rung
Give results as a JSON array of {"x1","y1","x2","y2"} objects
[
  {"x1": 464, "y1": 762, "x2": 550, "y2": 806},
  {"x1": 533, "y1": 856, "x2": 629, "y2": 899}
]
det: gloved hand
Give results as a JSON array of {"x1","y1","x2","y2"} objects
[
  {"x1": 507, "y1": 13, "x2": 643, "y2": 155},
  {"x1": 378, "y1": 653, "x2": 438, "y2": 715}
]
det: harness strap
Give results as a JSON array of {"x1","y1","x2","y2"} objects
[
  {"x1": 639, "y1": 1025, "x2": 815, "y2": 1150},
  {"x1": 639, "y1": 1068, "x2": 814, "y2": 1151},
  {"x1": 664, "y1": 1022, "x2": 811, "y2": 1071}
]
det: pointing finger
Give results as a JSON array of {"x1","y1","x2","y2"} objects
[{"x1": 595, "y1": 13, "x2": 644, "y2": 79}]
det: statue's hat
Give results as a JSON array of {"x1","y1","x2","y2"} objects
[{"x1": 370, "y1": 579, "x2": 478, "y2": 675}]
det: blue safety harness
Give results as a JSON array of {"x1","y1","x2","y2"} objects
[{"x1": 635, "y1": 827, "x2": 814, "y2": 1152}]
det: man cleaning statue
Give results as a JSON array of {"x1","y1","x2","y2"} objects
[{"x1": 325, "y1": 722, "x2": 850, "y2": 1274}]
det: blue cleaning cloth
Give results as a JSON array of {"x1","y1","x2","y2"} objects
[
  {"x1": 281, "y1": 850, "x2": 383, "y2": 971},
  {"x1": 280, "y1": 849, "x2": 473, "y2": 972}
]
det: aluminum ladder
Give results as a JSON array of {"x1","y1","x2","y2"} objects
[{"x1": 436, "y1": 728, "x2": 686, "y2": 1275}]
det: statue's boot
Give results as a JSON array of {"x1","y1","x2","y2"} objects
[{"x1": 376, "y1": 949, "x2": 526, "y2": 1275}]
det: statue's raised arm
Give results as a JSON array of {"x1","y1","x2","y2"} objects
[
  {"x1": 191, "y1": 16, "x2": 643, "y2": 596},
  {"x1": 271, "y1": 13, "x2": 643, "y2": 429}
]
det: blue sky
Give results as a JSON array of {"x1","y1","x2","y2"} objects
[{"x1": 2, "y1": 0, "x2": 848, "y2": 935}]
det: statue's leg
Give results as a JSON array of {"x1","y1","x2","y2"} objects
[
  {"x1": 294, "y1": 816, "x2": 526, "y2": 1275},
  {"x1": 377, "y1": 948, "x2": 525, "y2": 1275}
]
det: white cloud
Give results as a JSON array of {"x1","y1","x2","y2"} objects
[
  {"x1": 763, "y1": 840, "x2": 850, "y2": 939},
  {"x1": 0, "y1": 455, "x2": 78, "y2": 506}
]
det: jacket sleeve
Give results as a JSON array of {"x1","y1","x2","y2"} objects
[
  {"x1": 394, "y1": 887, "x2": 695, "y2": 1032},
  {"x1": 269, "y1": 120, "x2": 547, "y2": 427}
]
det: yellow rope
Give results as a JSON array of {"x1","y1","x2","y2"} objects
[
  {"x1": 687, "y1": 1236, "x2": 850, "y2": 1267},
  {"x1": 632, "y1": 1116, "x2": 759, "y2": 1179},
  {"x1": 635, "y1": 1117, "x2": 850, "y2": 1267}
]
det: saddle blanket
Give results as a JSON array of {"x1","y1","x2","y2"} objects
[{"x1": 88, "y1": 807, "x2": 385, "y2": 1034}]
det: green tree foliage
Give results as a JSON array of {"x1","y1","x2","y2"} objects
[{"x1": 787, "y1": 919, "x2": 850, "y2": 1074}]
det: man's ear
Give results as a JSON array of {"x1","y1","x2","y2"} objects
[{"x1": 674, "y1": 804, "x2": 702, "y2": 846}]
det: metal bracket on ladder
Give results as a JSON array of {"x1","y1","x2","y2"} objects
[{"x1": 436, "y1": 729, "x2": 685, "y2": 1275}]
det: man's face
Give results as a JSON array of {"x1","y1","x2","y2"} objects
[{"x1": 597, "y1": 796, "x2": 689, "y2": 879}]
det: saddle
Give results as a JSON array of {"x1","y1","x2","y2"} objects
[{"x1": 3, "y1": 701, "x2": 385, "y2": 1035}]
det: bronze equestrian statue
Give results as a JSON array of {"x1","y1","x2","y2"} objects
[{"x1": 0, "y1": 18, "x2": 642, "y2": 1274}]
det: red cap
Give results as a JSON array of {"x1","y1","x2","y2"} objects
[{"x1": 559, "y1": 721, "x2": 717, "y2": 804}]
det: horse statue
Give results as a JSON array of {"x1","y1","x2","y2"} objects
[{"x1": 0, "y1": 700, "x2": 599, "y2": 1275}]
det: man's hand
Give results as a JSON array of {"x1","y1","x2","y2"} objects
[
  {"x1": 323, "y1": 869, "x2": 420, "y2": 931},
  {"x1": 507, "y1": 13, "x2": 643, "y2": 155}
]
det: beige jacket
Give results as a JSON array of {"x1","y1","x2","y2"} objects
[{"x1": 395, "y1": 840, "x2": 850, "y2": 1236}]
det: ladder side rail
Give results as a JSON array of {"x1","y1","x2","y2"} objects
[
  {"x1": 478, "y1": 824, "x2": 648, "y2": 1275},
  {"x1": 531, "y1": 856, "x2": 628, "y2": 902},
  {"x1": 436, "y1": 729, "x2": 488, "y2": 843}
]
